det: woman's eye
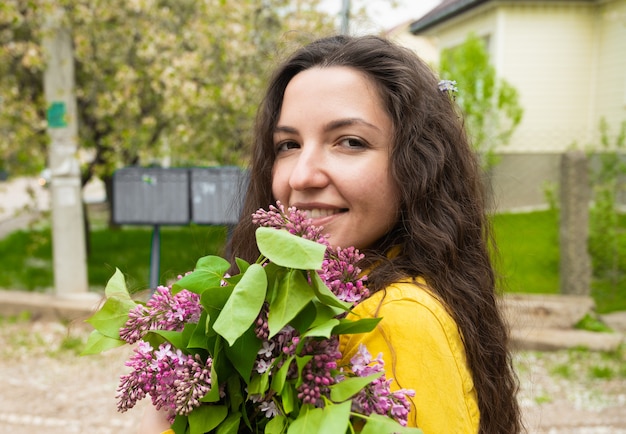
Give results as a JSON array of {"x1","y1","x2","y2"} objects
[
  {"x1": 339, "y1": 137, "x2": 366, "y2": 149},
  {"x1": 276, "y1": 141, "x2": 300, "y2": 152}
]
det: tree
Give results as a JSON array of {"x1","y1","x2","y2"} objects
[
  {"x1": 439, "y1": 33, "x2": 523, "y2": 171},
  {"x1": 0, "y1": 0, "x2": 335, "y2": 218}
]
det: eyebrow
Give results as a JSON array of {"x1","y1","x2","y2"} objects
[{"x1": 274, "y1": 117, "x2": 382, "y2": 135}]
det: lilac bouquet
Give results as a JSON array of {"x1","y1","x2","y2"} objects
[{"x1": 83, "y1": 203, "x2": 420, "y2": 434}]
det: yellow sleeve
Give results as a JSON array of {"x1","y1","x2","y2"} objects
[
  {"x1": 161, "y1": 431, "x2": 174, "y2": 434},
  {"x1": 338, "y1": 281, "x2": 479, "y2": 434}
]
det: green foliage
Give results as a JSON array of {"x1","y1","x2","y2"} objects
[
  {"x1": 587, "y1": 120, "x2": 626, "y2": 293},
  {"x1": 588, "y1": 365, "x2": 615, "y2": 380},
  {"x1": 439, "y1": 33, "x2": 523, "y2": 171},
  {"x1": 0, "y1": 0, "x2": 335, "y2": 180},
  {"x1": 574, "y1": 313, "x2": 613, "y2": 333},
  {"x1": 549, "y1": 364, "x2": 573, "y2": 379},
  {"x1": 82, "y1": 227, "x2": 417, "y2": 434}
]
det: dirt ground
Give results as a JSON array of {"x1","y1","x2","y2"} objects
[{"x1": 0, "y1": 317, "x2": 625, "y2": 434}]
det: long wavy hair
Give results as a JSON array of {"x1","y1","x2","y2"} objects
[{"x1": 228, "y1": 34, "x2": 522, "y2": 434}]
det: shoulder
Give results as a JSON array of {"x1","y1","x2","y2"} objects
[
  {"x1": 344, "y1": 277, "x2": 467, "y2": 361},
  {"x1": 352, "y1": 278, "x2": 456, "y2": 331}
]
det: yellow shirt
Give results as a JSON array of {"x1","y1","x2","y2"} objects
[{"x1": 338, "y1": 278, "x2": 479, "y2": 433}]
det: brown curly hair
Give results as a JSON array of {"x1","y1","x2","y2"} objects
[{"x1": 228, "y1": 34, "x2": 522, "y2": 434}]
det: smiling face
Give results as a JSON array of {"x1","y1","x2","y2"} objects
[{"x1": 271, "y1": 66, "x2": 400, "y2": 250}]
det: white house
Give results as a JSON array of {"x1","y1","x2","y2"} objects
[{"x1": 393, "y1": 0, "x2": 626, "y2": 211}]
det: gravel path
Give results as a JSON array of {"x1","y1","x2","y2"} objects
[{"x1": 1, "y1": 317, "x2": 625, "y2": 434}]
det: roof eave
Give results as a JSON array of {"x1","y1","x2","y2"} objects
[{"x1": 409, "y1": 0, "x2": 489, "y2": 34}]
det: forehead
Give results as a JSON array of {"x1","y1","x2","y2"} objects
[{"x1": 278, "y1": 66, "x2": 390, "y2": 127}]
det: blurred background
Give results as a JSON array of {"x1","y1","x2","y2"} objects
[{"x1": 0, "y1": 1, "x2": 625, "y2": 432}]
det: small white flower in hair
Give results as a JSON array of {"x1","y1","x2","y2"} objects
[{"x1": 438, "y1": 79, "x2": 458, "y2": 94}]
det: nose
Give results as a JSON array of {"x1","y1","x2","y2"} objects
[{"x1": 288, "y1": 145, "x2": 329, "y2": 191}]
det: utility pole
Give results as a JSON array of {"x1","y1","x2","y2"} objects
[
  {"x1": 341, "y1": 0, "x2": 350, "y2": 34},
  {"x1": 43, "y1": 7, "x2": 89, "y2": 297}
]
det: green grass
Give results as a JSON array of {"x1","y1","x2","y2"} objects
[
  {"x1": 492, "y1": 210, "x2": 560, "y2": 295},
  {"x1": 0, "y1": 224, "x2": 228, "y2": 293},
  {"x1": 1, "y1": 208, "x2": 625, "y2": 313}
]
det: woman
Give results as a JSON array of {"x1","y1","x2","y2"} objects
[
  {"x1": 228, "y1": 34, "x2": 521, "y2": 433},
  {"x1": 142, "y1": 34, "x2": 521, "y2": 433}
]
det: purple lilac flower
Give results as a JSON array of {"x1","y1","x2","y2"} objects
[
  {"x1": 320, "y1": 246, "x2": 369, "y2": 304},
  {"x1": 119, "y1": 285, "x2": 201, "y2": 344},
  {"x1": 348, "y1": 344, "x2": 415, "y2": 426},
  {"x1": 116, "y1": 342, "x2": 212, "y2": 421},
  {"x1": 296, "y1": 336, "x2": 342, "y2": 406},
  {"x1": 252, "y1": 201, "x2": 328, "y2": 244},
  {"x1": 252, "y1": 202, "x2": 368, "y2": 306}
]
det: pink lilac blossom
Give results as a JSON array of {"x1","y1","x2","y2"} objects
[
  {"x1": 348, "y1": 344, "x2": 415, "y2": 427},
  {"x1": 115, "y1": 203, "x2": 414, "y2": 427},
  {"x1": 252, "y1": 201, "x2": 368, "y2": 306},
  {"x1": 116, "y1": 342, "x2": 212, "y2": 422},
  {"x1": 252, "y1": 201, "x2": 328, "y2": 243},
  {"x1": 296, "y1": 337, "x2": 342, "y2": 406},
  {"x1": 119, "y1": 284, "x2": 201, "y2": 344}
]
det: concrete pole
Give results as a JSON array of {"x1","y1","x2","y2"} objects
[
  {"x1": 341, "y1": 0, "x2": 350, "y2": 34},
  {"x1": 559, "y1": 150, "x2": 591, "y2": 295},
  {"x1": 43, "y1": 7, "x2": 89, "y2": 296}
]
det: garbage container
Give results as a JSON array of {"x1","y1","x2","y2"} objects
[
  {"x1": 112, "y1": 167, "x2": 190, "y2": 225},
  {"x1": 190, "y1": 166, "x2": 247, "y2": 225}
]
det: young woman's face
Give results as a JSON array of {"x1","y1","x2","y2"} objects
[{"x1": 271, "y1": 66, "x2": 400, "y2": 249}]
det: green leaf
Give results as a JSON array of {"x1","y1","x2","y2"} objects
[
  {"x1": 271, "y1": 355, "x2": 294, "y2": 394},
  {"x1": 171, "y1": 414, "x2": 189, "y2": 434},
  {"x1": 281, "y1": 382, "x2": 297, "y2": 415},
  {"x1": 187, "y1": 312, "x2": 210, "y2": 351},
  {"x1": 310, "y1": 272, "x2": 351, "y2": 311},
  {"x1": 85, "y1": 296, "x2": 136, "y2": 338},
  {"x1": 216, "y1": 411, "x2": 241, "y2": 434},
  {"x1": 80, "y1": 330, "x2": 126, "y2": 355},
  {"x1": 360, "y1": 413, "x2": 423, "y2": 434},
  {"x1": 294, "y1": 355, "x2": 313, "y2": 388},
  {"x1": 234, "y1": 257, "x2": 250, "y2": 274},
  {"x1": 188, "y1": 404, "x2": 228, "y2": 434},
  {"x1": 173, "y1": 255, "x2": 230, "y2": 294},
  {"x1": 265, "y1": 414, "x2": 287, "y2": 434},
  {"x1": 302, "y1": 318, "x2": 340, "y2": 339},
  {"x1": 268, "y1": 270, "x2": 315, "y2": 338},
  {"x1": 288, "y1": 301, "x2": 317, "y2": 334},
  {"x1": 286, "y1": 405, "x2": 324, "y2": 434},
  {"x1": 329, "y1": 372, "x2": 384, "y2": 402},
  {"x1": 226, "y1": 376, "x2": 244, "y2": 412},
  {"x1": 332, "y1": 317, "x2": 382, "y2": 335},
  {"x1": 201, "y1": 354, "x2": 222, "y2": 403},
  {"x1": 256, "y1": 227, "x2": 326, "y2": 270},
  {"x1": 248, "y1": 371, "x2": 270, "y2": 395},
  {"x1": 223, "y1": 325, "x2": 262, "y2": 384},
  {"x1": 104, "y1": 268, "x2": 132, "y2": 299},
  {"x1": 319, "y1": 400, "x2": 351, "y2": 433},
  {"x1": 213, "y1": 263, "x2": 267, "y2": 346},
  {"x1": 147, "y1": 329, "x2": 186, "y2": 350},
  {"x1": 201, "y1": 285, "x2": 235, "y2": 332}
]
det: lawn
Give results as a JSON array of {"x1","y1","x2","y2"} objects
[
  {"x1": 492, "y1": 210, "x2": 560, "y2": 296},
  {"x1": 1, "y1": 209, "x2": 624, "y2": 313},
  {"x1": 0, "y1": 224, "x2": 228, "y2": 295}
]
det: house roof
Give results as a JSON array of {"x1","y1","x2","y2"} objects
[
  {"x1": 409, "y1": 0, "x2": 596, "y2": 34},
  {"x1": 409, "y1": 0, "x2": 488, "y2": 33}
]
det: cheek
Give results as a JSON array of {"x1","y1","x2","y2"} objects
[{"x1": 271, "y1": 165, "x2": 287, "y2": 202}]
